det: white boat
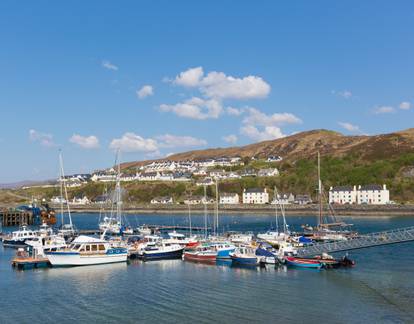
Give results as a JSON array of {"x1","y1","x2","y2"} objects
[
  {"x1": 26, "y1": 234, "x2": 67, "y2": 257},
  {"x1": 2, "y1": 226, "x2": 39, "y2": 247},
  {"x1": 38, "y1": 221, "x2": 54, "y2": 237},
  {"x1": 165, "y1": 231, "x2": 199, "y2": 247},
  {"x1": 228, "y1": 232, "x2": 254, "y2": 244},
  {"x1": 257, "y1": 231, "x2": 288, "y2": 244},
  {"x1": 137, "y1": 225, "x2": 153, "y2": 236},
  {"x1": 141, "y1": 242, "x2": 184, "y2": 261},
  {"x1": 45, "y1": 235, "x2": 128, "y2": 266},
  {"x1": 99, "y1": 216, "x2": 122, "y2": 235}
]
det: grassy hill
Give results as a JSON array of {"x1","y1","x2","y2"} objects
[{"x1": 2, "y1": 128, "x2": 414, "y2": 205}]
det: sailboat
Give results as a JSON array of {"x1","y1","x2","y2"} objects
[
  {"x1": 99, "y1": 153, "x2": 132, "y2": 235},
  {"x1": 257, "y1": 186, "x2": 290, "y2": 246},
  {"x1": 57, "y1": 151, "x2": 77, "y2": 238},
  {"x1": 303, "y1": 152, "x2": 354, "y2": 242}
]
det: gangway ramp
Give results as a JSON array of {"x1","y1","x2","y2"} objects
[{"x1": 297, "y1": 226, "x2": 414, "y2": 257}]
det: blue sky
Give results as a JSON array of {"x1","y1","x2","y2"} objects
[{"x1": 1, "y1": 1, "x2": 413, "y2": 182}]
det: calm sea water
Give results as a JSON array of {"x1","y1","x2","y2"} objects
[{"x1": 1, "y1": 213, "x2": 414, "y2": 323}]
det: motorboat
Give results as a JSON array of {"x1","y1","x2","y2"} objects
[
  {"x1": 183, "y1": 244, "x2": 217, "y2": 262},
  {"x1": 284, "y1": 256, "x2": 323, "y2": 269},
  {"x1": 228, "y1": 232, "x2": 254, "y2": 245},
  {"x1": 45, "y1": 235, "x2": 128, "y2": 266},
  {"x1": 25, "y1": 234, "x2": 67, "y2": 257},
  {"x1": 99, "y1": 216, "x2": 121, "y2": 235},
  {"x1": 165, "y1": 231, "x2": 199, "y2": 247},
  {"x1": 2, "y1": 226, "x2": 39, "y2": 247},
  {"x1": 137, "y1": 225, "x2": 153, "y2": 236},
  {"x1": 230, "y1": 246, "x2": 263, "y2": 266},
  {"x1": 211, "y1": 242, "x2": 236, "y2": 259},
  {"x1": 141, "y1": 242, "x2": 184, "y2": 261}
]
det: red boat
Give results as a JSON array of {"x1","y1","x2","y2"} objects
[{"x1": 183, "y1": 245, "x2": 217, "y2": 262}]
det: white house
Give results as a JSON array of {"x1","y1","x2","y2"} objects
[
  {"x1": 196, "y1": 177, "x2": 215, "y2": 186},
  {"x1": 357, "y1": 184, "x2": 389, "y2": 205},
  {"x1": 329, "y1": 186, "x2": 357, "y2": 204},
  {"x1": 151, "y1": 196, "x2": 173, "y2": 204},
  {"x1": 271, "y1": 193, "x2": 295, "y2": 205},
  {"x1": 71, "y1": 196, "x2": 90, "y2": 205},
  {"x1": 257, "y1": 168, "x2": 279, "y2": 177},
  {"x1": 184, "y1": 196, "x2": 214, "y2": 205},
  {"x1": 220, "y1": 193, "x2": 240, "y2": 204},
  {"x1": 329, "y1": 184, "x2": 390, "y2": 205},
  {"x1": 51, "y1": 196, "x2": 67, "y2": 204},
  {"x1": 243, "y1": 188, "x2": 269, "y2": 204},
  {"x1": 91, "y1": 172, "x2": 116, "y2": 182},
  {"x1": 267, "y1": 155, "x2": 283, "y2": 162}
]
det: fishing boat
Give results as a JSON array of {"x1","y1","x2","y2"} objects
[
  {"x1": 2, "y1": 226, "x2": 39, "y2": 247},
  {"x1": 25, "y1": 233, "x2": 67, "y2": 257},
  {"x1": 183, "y1": 244, "x2": 217, "y2": 262},
  {"x1": 141, "y1": 242, "x2": 184, "y2": 261},
  {"x1": 45, "y1": 235, "x2": 128, "y2": 266},
  {"x1": 230, "y1": 246, "x2": 263, "y2": 266},
  {"x1": 284, "y1": 256, "x2": 323, "y2": 269}
]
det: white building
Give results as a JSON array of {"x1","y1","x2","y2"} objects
[
  {"x1": 91, "y1": 172, "x2": 116, "y2": 182},
  {"x1": 329, "y1": 186, "x2": 357, "y2": 204},
  {"x1": 329, "y1": 184, "x2": 390, "y2": 205},
  {"x1": 71, "y1": 196, "x2": 90, "y2": 205},
  {"x1": 184, "y1": 196, "x2": 214, "y2": 205},
  {"x1": 219, "y1": 193, "x2": 240, "y2": 204},
  {"x1": 243, "y1": 188, "x2": 269, "y2": 204},
  {"x1": 151, "y1": 196, "x2": 173, "y2": 204},
  {"x1": 257, "y1": 168, "x2": 279, "y2": 177},
  {"x1": 271, "y1": 193, "x2": 295, "y2": 205},
  {"x1": 357, "y1": 184, "x2": 389, "y2": 205},
  {"x1": 51, "y1": 196, "x2": 67, "y2": 204}
]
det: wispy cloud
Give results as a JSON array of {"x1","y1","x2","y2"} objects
[
  {"x1": 332, "y1": 89, "x2": 353, "y2": 99},
  {"x1": 374, "y1": 106, "x2": 395, "y2": 114},
  {"x1": 338, "y1": 122, "x2": 364, "y2": 134},
  {"x1": 29, "y1": 129, "x2": 55, "y2": 147},
  {"x1": 102, "y1": 60, "x2": 118, "y2": 71},
  {"x1": 222, "y1": 134, "x2": 238, "y2": 144},
  {"x1": 136, "y1": 85, "x2": 154, "y2": 99},
  {"x1": 399, "y1": 101, "x2": 411, "y2": 110},
  {"x1": 69, "y1": 134, "x2": 100, "y2": 149}
]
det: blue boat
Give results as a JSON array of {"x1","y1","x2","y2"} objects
[
  {"x1": 230, "y1": 246, "x2": 261, "y2": 266},
  {"x1": 284, "y1": 256, "x2": 322, "y2": 269},
  {"x1": 142, "y1": 242, "x2": 184, "y2": 261},
  {"x1": 255, "y1": 245, "x2": 277, "y2": 264},
  {"x1": 212, "y1": 243, "x2": 236, "y2": 259}
]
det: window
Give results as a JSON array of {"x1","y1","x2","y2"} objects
[
  {"x1": 98, "y1": 244, "x2": 105, "y2": 251},
  {"x1": 86, "y1": 245, "x2": 91, "y2": 252}
]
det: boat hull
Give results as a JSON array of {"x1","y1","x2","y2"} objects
[
  {"x1": 142, "y1": 248, "x2": 184, "y2": 261},
  {"x1": 46, "y1": 251, "x2": 127, "y2": 266},
  {"x1": 285, "y1": 257, "x2": 322, "y2": 269},
  {"x1": 183, "y1": 252, "x2": 216, "y2": 262},
  {"x1": 216, "y1": 248, "x2": 235, "y2": 259},
  {"x1": 231, "y1": 255, "x2": 260, "y2": 266},
  {"x1": 2, "y1": 240, "x2": 28, "y2": 248}
]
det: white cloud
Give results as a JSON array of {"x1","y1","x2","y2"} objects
[
  {"x1": 174, "y1": 66, "x2": 204, "y2": 87},
  {"x1": 29, "y1": 129, "x2": 55, "y2": 147},
  {"x1": 239, "y1": 108, "x2": 302, "y2": 142},
  {"x1": 109, "y1": 132, "x2": 207, "y2": 154},
  {"x1": 69, "y1": 134, "x2": 100, "y2": 149},
  {"x1": 338, "y1": 122, "x2": 361, "y2": 133},
  {"x1": 226, "y1": 107, "x2": 244, "y2": 116},
  {"x1": 332, "y1": 90, "x2": 353, "y2": 99},
  {"x1": 242, "y1": 108, "x2": 302, "y2": 127},
  {"x1": 102, "y1": 60, "x2": 118, "y2": 71},
  {"x1": 399, "y1": 101, "x2": 411, "y2": 110},
  {"x1": 173, "y1": 67, "x2": 271, "y2": 100},
  {"x1": 222, "y1": 134, "x2": 238, "y2": 144},
  {"x1": 374, "y1": 106, "x2": 395, "y2": 114},
  {"x1": 156, "y1": 134, "x2": 207, "y2": 148},
  {"x1": 160, "y1": 97, "x2": 223, "y2": 120},
  {"x1": 136, "y1": 85, "x2": 154, "y2": 99},
  {"x1": 109, "y1": 133, "x2": 158, "y2": 152}
]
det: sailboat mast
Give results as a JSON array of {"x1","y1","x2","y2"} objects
[
  {"x1": 59, "y1": 151, "x2": 72, "y2": 227},
  {"x1": 203, "y1": 185, "x2": 208, "y2": 239},
  {"x1": 273, "y1": 187, "x2": 279, "y2": 233},
  {"x1": 215, "y1": 179, "x2": 219, "y2": 236},
  {"x1": 188, "y1": 201, "x2": 192, "y2": 237},
  {"x1": 318, "y1": 151, "x2": 323, "y2": 227},
  {"x1": 59, "y1": 152, "x2": 64, "y2": 226},
  {"x1": 116, "y1": 152, "x2": 121, "y2": 222}
]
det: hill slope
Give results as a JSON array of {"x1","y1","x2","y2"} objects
[{"x1": 122, "y1": 128, "x2": 414, "y2": 168}]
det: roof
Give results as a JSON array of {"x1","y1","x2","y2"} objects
[
  {"x1": 221, "y1": 192, "x2": 238, "y2": 197},
  {"x1": 244, "y1": 188, "x2": 265, "y2": 193},
  {"x1": 72, "y1": 235, "x2": 105, "y2": 244},
  {"x1": 360, "y1": 184, "x2": 383, "y2": 191},
  {"x1": 331, "y1": 185, "x2": 354, "y2": 192}
]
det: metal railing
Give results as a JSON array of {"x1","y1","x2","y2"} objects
[{"x1": 297, "y1": 226, "x2": 414, "y2": 257}]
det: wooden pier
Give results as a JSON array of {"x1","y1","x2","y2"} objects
[
  {"x1": 11, "y1": 256, "x2": 50, "y2": 270},
  {"x1": 1, "y1": 208, "x2": 34, "y2": 227}
]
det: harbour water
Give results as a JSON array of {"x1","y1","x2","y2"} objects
[{"x1": 1, "y1": 213, "x2": 414, "y2": 323}]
